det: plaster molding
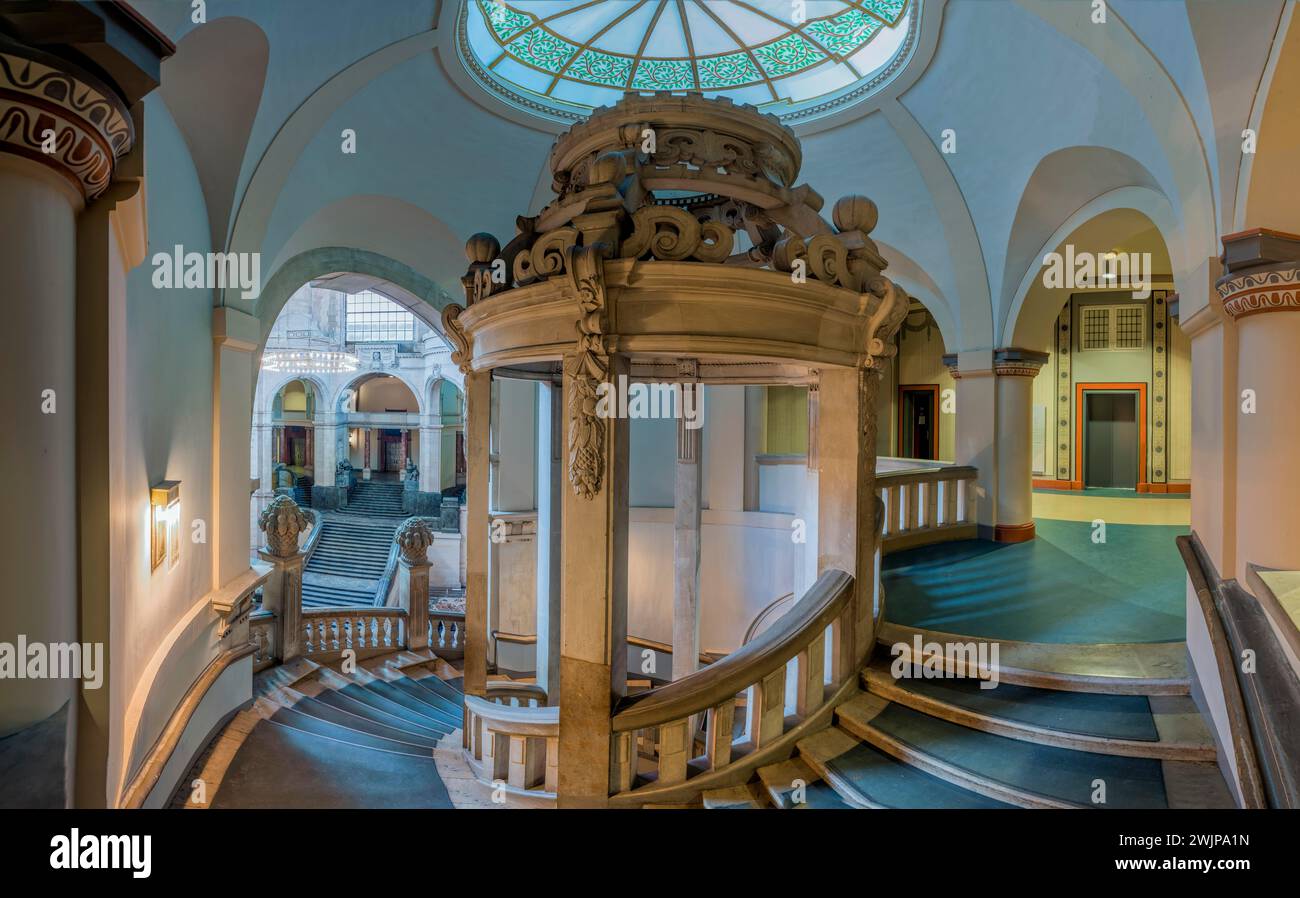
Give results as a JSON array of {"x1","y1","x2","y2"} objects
[{"x1": 1216, "y1": 266, "x2": 1300, "y2": 319}]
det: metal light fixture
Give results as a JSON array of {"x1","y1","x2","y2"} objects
[
  {"x1": 150, "y1": 480, "x2": 181, "y2": 571},
  {"x1": 261, "y1": 348, "x2": 360, "y2": 374}
]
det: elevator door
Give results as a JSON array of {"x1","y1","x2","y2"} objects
[
  {"x1": 1084, "y1": 392, "x2": 1138, "y2": 489},
  {"x1": 899, "y1": 388, "x2": 937, "y2": 460}
]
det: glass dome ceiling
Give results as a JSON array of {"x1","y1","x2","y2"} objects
[{"x1": 459, "y1": 0, "x2": 918, "y2": 124}]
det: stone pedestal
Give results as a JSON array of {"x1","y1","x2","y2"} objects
[
  {"x1": 395, "y1": 517, "x2": 435, "y2": 650},
  {"x1": 258, "y1": 495, "x2": 311, "y2": 661}
]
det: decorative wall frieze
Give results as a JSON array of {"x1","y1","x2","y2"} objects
[
  {"x1": 566, "y1": 243, "x2": 610, "y2": 499},
  {"x1": 992, "y1": 348, "x2": 1049, "y2": 378},
  {"x1": 1216, "y1": 267, "x2": 1300, "y2": 319},
  {"x1": 0, "y1": 40, "x2": 135, "y2": 201},
  {"x1": 620, "y1": 205, "x2": 733, "y2": 263}
]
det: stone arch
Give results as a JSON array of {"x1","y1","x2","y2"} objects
[
  {"x1": 265, "y1": 373, "x2": 329, "y2": 416},
  {"x1": 1235, "y1": 8, "x2": 1300, "y2": 232},
  {"x1": 425, "y1": 374, "x2": 466, "y2": 422},
  {"x1": 1005, "y1": 188, "x2": 1180, "y2": 348},
  {"x1": 333, "y1": 370, "x2": 424, "y2": 417}
]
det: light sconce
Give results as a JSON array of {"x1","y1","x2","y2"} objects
[{"x1": 150, "y1": 480, "x2": 181, "y2": 571}]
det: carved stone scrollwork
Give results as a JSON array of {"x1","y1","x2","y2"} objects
[
  {"x1": 771, "y1": 195, "x2": 887, "y2": 291},
  {"x1": 566, "y1": 243, "x2": 610, "y2": 499},
  {"x1": 864, "y1": 275, "x2": 911, "y2": 368},
  {"x1": 394, "y1": 516, "x2": 435, "y2": 565},
  {"x1": 441, "y1": 303, "x2": 472, "y2": 374},
  {"x1": 514, "y1": 226, "x2": 579, "y2": 285},
  {"x1": 650, "y1": 127, "x2": 794, "y2": 186},
  {"x1": 620, "y1": 205, "x2": 734, "y2": 263},
  {"x1": 259, "y1": 494, "x2": 310, "y2": 558},
  {"x1": 461, "y1": 232, "x2": 500, "y2": 305}
]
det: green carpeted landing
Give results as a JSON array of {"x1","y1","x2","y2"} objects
[
  {"x1": 886, "y1": 674, "x2": 1160, "y2": 741},
  {"x1": 1033, "y1": 487, "x2": 1187, "y2": 499},
  {"x1": 882, "y1": 518, "x2": 1187, "y2": 643},
  {"x1": 868, "y1": 703, "x2": 1170, "y2": 808}
]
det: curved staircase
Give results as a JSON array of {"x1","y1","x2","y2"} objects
[
  {"x1": 701, "y1": 627, "x2": 1235, "y2": 810},
  {"x1": 174, "y1": 651, "x2": 466, "y2": 809}
]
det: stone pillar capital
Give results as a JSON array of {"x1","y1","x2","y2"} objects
[
  {"x1": 1217, "y1": 228, "x2": 1300, "y2": 320},
  {"x1": 0, "y1": 40, "x2": 136, "y2": 203},
  {"x1": 941, "y1": 352, "x2": 961, "y2": 379},
  {"x1": 992, "y1": 347, "x2": 1049, "y2": 377}
]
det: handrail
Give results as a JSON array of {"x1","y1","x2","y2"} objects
[
  {"x1": 492, "y1": 630, "x2": 724, "y2": 666},
  {"x1": 875, "y1": 464, "x2": 978, "y2": 553},
  {"x1": 742, "y1": 592, "x2": 796, "y2": 645},
  {"x1": 119, "y1": 642, "x2": 256, "y2": 808},
  {"x1": 486, "y1": 681, "x2": 548, "y2": 705},
  {"x1": 1177, "y1": 533, "x2": 1268, "y2": 808},
  {"x1": 612, "y1": 569, "x2": 853, "y2": 732}
]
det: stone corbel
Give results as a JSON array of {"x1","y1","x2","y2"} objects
[
  {"x1": 863, "y1": 275, "x2": 910, "y2": 370},
  {"x1": 441, "y1": 303, "x2": 472, "y2": 374},
  {"x1": 566, "y1": 243, "x2": 610, "y2": 499}
]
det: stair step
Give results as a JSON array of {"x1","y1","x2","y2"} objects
[
  {"x1": 862, "y1": 662, "x2": 1215, "y2": 761},
  {"x1": 756, "y1": 757, "x2": 853, "y2": 809},
  {"x1": 269, "y1": 706, "x2": 434, "y2": 757},
  {"x1": 310, "y1": 687, "x2": 453, "y2": 739},
  {"x1": 702, "y1": 782, "x2": 769, "y2": 809},
  {"x1": 286, "y1": 695, "x2": 443, "y2": 748},
  {"x1": 877, "y1": 622, "x2": 1190, "y2": 695},
  {"x1": 797, "y1": 724, "x2": 1013, "y2": 809},
  {"x1": 836, "y1": 693, "x2": 1190, "y2": 808}
]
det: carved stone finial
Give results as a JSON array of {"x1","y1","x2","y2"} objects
[
  {"x1": 466, "y1": 232, "x2": 501, "y2": 264},
  {"x1": 259, "y1": 494, "x2": 310, "y2": 557},
  {"x1": 832, "y1": 195, "x2": 878, "y2": 235},
  {"x1": 394, "y1": 516, "x2": 434, "y2": 565}
]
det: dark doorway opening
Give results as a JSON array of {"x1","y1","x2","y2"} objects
[
  {"x1": 1084, "y1": 391, "x2": 1139, "y2": 489},
  {"x1": 898, "y1": 385, "x2": 940, "y2": 460}
]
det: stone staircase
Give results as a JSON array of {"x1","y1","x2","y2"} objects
[
  {"x1": 301, "y1": 517, "x2": 396, "y2": 608},
  {"x1": 173, "y1": 651, "x2": 467, "y2": 809},
  {"x1": 699, "y1": 632, "x2": 1236, "y2": 810},
  {"x1": 343, "y1": 479, "x2": 405, "y2": 517}
]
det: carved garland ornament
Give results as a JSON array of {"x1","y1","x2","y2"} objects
[{"x1": 566, "y1": 244, "x2": 610, "y2": 499}]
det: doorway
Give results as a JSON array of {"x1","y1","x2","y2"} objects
[
  {"x1": 1084, "y1": 391, "x2": 1138, "y2": 489},
  {"x1": 897, "y1": 385, "x2": 939, "y2": 460}
]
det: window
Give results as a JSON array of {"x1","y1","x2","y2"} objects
[
  {"x1": 346, "y1": 291, "x2": 415, "y2": 343},
  {"x1": 1078, "y1": 304, "x2": 1146, "y2": 351}
]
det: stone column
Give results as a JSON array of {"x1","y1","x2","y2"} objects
[
  {"x1": 1218, "y1": 229, "x2": 1300, "y2": 580},
  {"x1": 535, "y1": 380, "x2": 563, "y2": 703},
  {"x1": 258, "y1": 495, "x2": 310, "y2": 661},
  {"x1": 558, "y1": 350, "x2": 630, "y2": 808},
  {"x1": 395, "y1": 517, "x2": 434, "y2": 650},
  {"x1": 419, "y1": 420, "x2": 443, "y2": 493},
  {"x1": 945, "y1": 351, "x2": 997, "y2": 539},
  {"x1": 464, "y1": 370, "x2": 492, "y2": 700},
  {"x1": 992, "y1": 348, "x2": 1048, "y2": 542},
  {"x1": 817, "y1": 366, "x2": 882, "y2": 667},
  {"x1": 672, "y1": 377, "x2": 703, "y2": 682}
]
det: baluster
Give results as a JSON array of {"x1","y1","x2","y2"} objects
[
  {"x1": 706, "y1": 700, "x2": 734, "y2": 769},
  {"x1": 904, "y1": 481, "x2": 920, "y2": 531},
  {"x1": 656, "y1": 719, "x2": 690, "y2": 785},
  {"x1": 748, "y1": 668, "x2": 786, "y2": 748},
  {"x1": 963, "y1": 477, "x2": 977, "y2": 524},
  {"x1": 304, "y1": 620, "x2": 314, "y2": 655},
  {"x1": 830, "y1": 607, "x2": 854, "y2": 684},
  {"x1": 797, "y1": 630, "x2": 826, "y2": 717},
  {"x1": 943, "y1": 476, "x2": 958, "y2": 526},
  {"x1": 545, "y1": 736, "x2": 559, "y2": 793},
  {"x1": 612, "y1": 731, "x2": 635, "y2": 793},
  {"x1": 924, "y1": 479, "x2": 938, "y2": 530}
]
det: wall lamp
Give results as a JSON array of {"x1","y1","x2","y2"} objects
[{"x1": 150, "y1": 480, "x2": 181, "y2": 571}]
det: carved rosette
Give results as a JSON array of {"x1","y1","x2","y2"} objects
[
  {"x1": 394, "y1": 516, "x2": 435, "y2": 565},
  {"x1": 259, "y1": 495, "x2": 310, "y2": 558},
  {"x1": 566, "y1": 243, "x2": 610, "y2": 499},
  {"x1": 1216, "y1": 267, "x2": 1300, "y2": 319},
  {"x1": 0, "y1": 42, "x2": 134, "y2": 201}
]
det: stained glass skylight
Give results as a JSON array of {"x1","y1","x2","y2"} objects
[{"x1": 458, "y1": 1, "x2": 919, "y2": 123}]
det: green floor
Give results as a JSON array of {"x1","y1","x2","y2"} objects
[{"x1": 882, "y1": 518, "x2": 1187, "y2": 644}]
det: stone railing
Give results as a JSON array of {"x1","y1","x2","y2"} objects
[
  {"x1": 875, "y1": 463, "x2": 979, "y2": 554},
  {"x1": 608, "y1": 569, "x2": 856, "y2": 806},
  {"x1": 302, "y1": 608, "x2": 407, "y2": 661},
  {"x1": 250, "y1": 610, "x2": 278, "y2": 673},
  {"x1": 429, "y1": 609, "x2": 465, "y2": 658},
  {"x1": 464, "y1": 684, "x2": 558, "y2": 799}
]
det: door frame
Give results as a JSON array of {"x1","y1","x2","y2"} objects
[
  {"x1": 1074, "y1": 382, "x2": 1147, "y2": 491},
  {"x1": 897, "y1": 384, "x2": 941, "y2": 460}
]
